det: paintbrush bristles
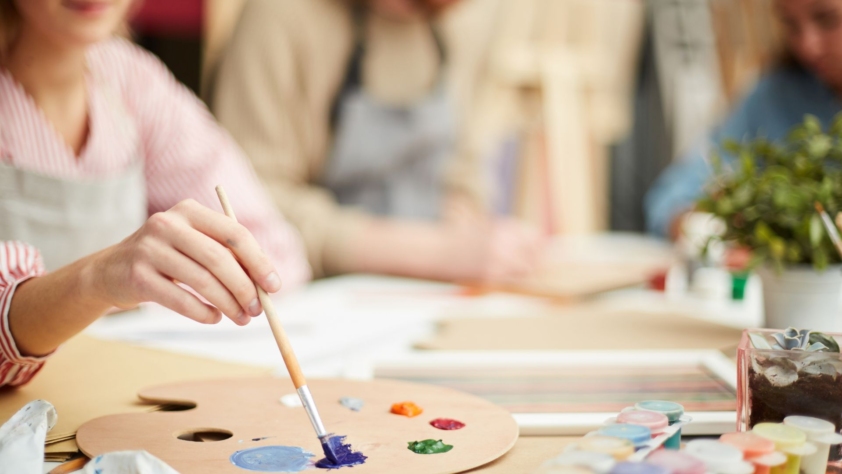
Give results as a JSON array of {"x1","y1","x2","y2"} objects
[
  {"x1": 815, "y1": 202, "x2": 826, "y2": 214},
  {"x1": 214, "y1": 185, "x2": 307, "y2": 388}
]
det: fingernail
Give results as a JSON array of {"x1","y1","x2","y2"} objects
[
  {"x1": 265, "y1": 272, "x2": 282, "y2": 293},
  {"x1": 248, "y1": 298, "x2": 262, "y2": 316},
  {"x1": 236, "y1": 311, "x2": 245, "y2": 320}
]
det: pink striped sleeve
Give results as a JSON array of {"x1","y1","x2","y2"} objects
[
  {"x1": 99, "y1": 40, "x2": 312, "y2": 290},
  {"x1": 0, "y1": 241, "x2": 48, "y2": 387}
]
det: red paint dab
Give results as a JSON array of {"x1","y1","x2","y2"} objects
[
  {"x1": 390, "y1": 401, "x2": 423, "y2": 417},
  {"x1": 430, "y1": 418, "x2": 465, "y2": 430}
]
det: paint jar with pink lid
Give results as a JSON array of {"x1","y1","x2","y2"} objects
[
  {"x1": 720, "y1": 431, "x2": 787, "y2": 474},
  {"x1": 647, "y1": 450, "x2": 707, "y2": 474}
]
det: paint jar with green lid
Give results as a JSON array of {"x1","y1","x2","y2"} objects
[
  {"x1": 635, "y1": 401, "x2": 684, "y2": 450},
  {"x1": 753, "y1": 423, "x2": 817, "y2": 474},
  {"x1": 783, "y1": 416, "x2": 842, "y2": 474}
]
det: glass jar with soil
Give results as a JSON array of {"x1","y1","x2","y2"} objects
[{"x1": 737, "y1": 329, "x2": 842, "y2": 461}]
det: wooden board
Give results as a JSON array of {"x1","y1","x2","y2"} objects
[
  {"x1": 361, "y1": 350, "x2": 737, "y2": 436},
  {"x1": 76, "y1": 377, "x2": 519, "y2": 474},
  {"x1": 417, "y1": 311, "x2": 743, "y2": 351}
]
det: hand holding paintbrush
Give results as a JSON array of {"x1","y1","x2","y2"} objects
[{"x1": 215, "y1": 185, "x2": 365, "y2": 468}]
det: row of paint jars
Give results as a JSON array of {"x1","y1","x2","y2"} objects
[{"x1": 534, "y1": 411, "x2": 842, "y2": 474}]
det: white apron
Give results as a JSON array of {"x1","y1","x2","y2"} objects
[
  {"x1": 0, "y1": 162, "x2": 146, "y2": 271},
  {"x1": 322, "y1": 13, "x2": 456, "y2": 220}
]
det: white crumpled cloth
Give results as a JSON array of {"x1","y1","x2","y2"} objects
[
  {"x1": 82, "y1": 451, "x2": 179, "y2": 474},
  {"x1": 0, "y1": 400, "x2": 57, "y2": 474},
  {"x1": 0, "y1": 400, "x2": 179, "y2": 474}
]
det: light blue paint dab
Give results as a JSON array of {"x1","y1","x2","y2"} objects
[
  {"x1": 339, "y1": 397, "x2": 364, "y2": 412},
  {"x1": 230, "y1": 445, "x2": 314, "y2": 472}
]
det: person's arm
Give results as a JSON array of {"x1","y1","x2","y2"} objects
[
  {"x1": 644, "y1": 79, "x2": 766, "y2": 238},
  {"x1": 104, "y1": 38, "x2": 311, "y2": 290},
  {"x1": 212, "y1": 0, "x2": 360, "y2": 278},
  {"x1": 5, "y1": 197, "x2": 284, "y2": 387},
  {"x1": 0, "y1": 242, "x2": 50, "y2": 386}
]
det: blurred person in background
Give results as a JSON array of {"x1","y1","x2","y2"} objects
[
  {"x1": 0, "y1": 0, "x2": 310, "y2": 387},
  {"x1": 646, "y1": 0, "x2": 842, "y2": 239},
  {"x1": 212, "y1": 0, "x2": 543, "y2": 282}
]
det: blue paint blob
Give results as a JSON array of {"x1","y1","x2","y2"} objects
[
  {"x1": 315, "y1": 435, "x2": 367, "y2": 470},
  {"x1": 230, "y1": 446, "x2": 313, "y2": 472}
]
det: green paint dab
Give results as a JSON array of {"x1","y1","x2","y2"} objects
[{"x1": 407, "y1": 439, "x2": 453, "y2": 454}]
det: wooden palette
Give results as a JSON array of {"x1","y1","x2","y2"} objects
[{"x1": 76, "y1": 377, "x2": 519, "y2": 474}]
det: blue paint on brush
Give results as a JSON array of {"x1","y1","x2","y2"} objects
[
  {"x1": 315, "y1": 435, "x2": 367, "y2": 470},
  {"x1": 230, "y1": 446, "x2": 313, "y2": 472}
]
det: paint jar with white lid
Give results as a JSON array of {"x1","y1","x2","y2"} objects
[
  {"x1": 533, "y1": 450, "x2": 616, "y2": 474},
  {"x1": 647, "y1": 449, "x2": 707, "y2": 474},
  {"x1": 684, "y1": 439, "x2": 754, "y2": 474},
  {"x1": 783, "y1": 416, "x2": 842, "y2": 474}
]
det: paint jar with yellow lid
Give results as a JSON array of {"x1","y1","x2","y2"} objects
[
  {"x1": 783, "y1": 416, "x2": 842, "y2": 474},
  {"x1": 576, "y1": 436, "x2": 636, "y2": 461},
  {"x1": 752, "y1": 423, "x2": 817, "y2": 474}
]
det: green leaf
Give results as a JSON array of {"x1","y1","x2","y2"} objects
[
  {"x1": 804, "y1": 114, "x2": 822, "y2": 135},
  {"x1": 814, "y1": 246, "x2": 829, "y2": 270},
  {"x1": 830, "y1": 113, "x2": 842, "y2": 137},
  {"x1": 810, "y1": 332, "x2": 840, "y2": 353},
  {"x1": 810, "y1": 214, "x2": 825, "y2": 248},
  {"x1": 807, "y1": 135, "x2": 833, "y2": 159},
  {"x1": 770, "y1": 238, "x2": 786, "y2": 259}
]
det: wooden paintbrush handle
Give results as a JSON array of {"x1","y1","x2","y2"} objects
[
  {"x1": 215, "y1": 186, "x2": 307, "y2": 389},
  {"x1": 257, "y1": 287, "x2": 306, "y2": 388}
]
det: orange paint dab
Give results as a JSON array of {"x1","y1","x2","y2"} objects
[{"x1": 391, "y1": 401, "x2": 423, "y2": 417}]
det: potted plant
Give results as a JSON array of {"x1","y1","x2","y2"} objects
[
  {"x1": 697, "y1": 114, "x2": 842, "y2": 331},
  {"x1": 738, "y1": 328, "x2": 842, "y2": 429}
]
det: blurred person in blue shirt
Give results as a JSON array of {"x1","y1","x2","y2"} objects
[{"x1": 646, "y1": 0, "x2": 842, "y2": 239}]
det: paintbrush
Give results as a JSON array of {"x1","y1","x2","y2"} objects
[
  {"x1": 215, "y1": 185, "x2": 341, "y2": 465},
  {"x1": 814, "y1": 202, "x2": 842, "y2": 258}
]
